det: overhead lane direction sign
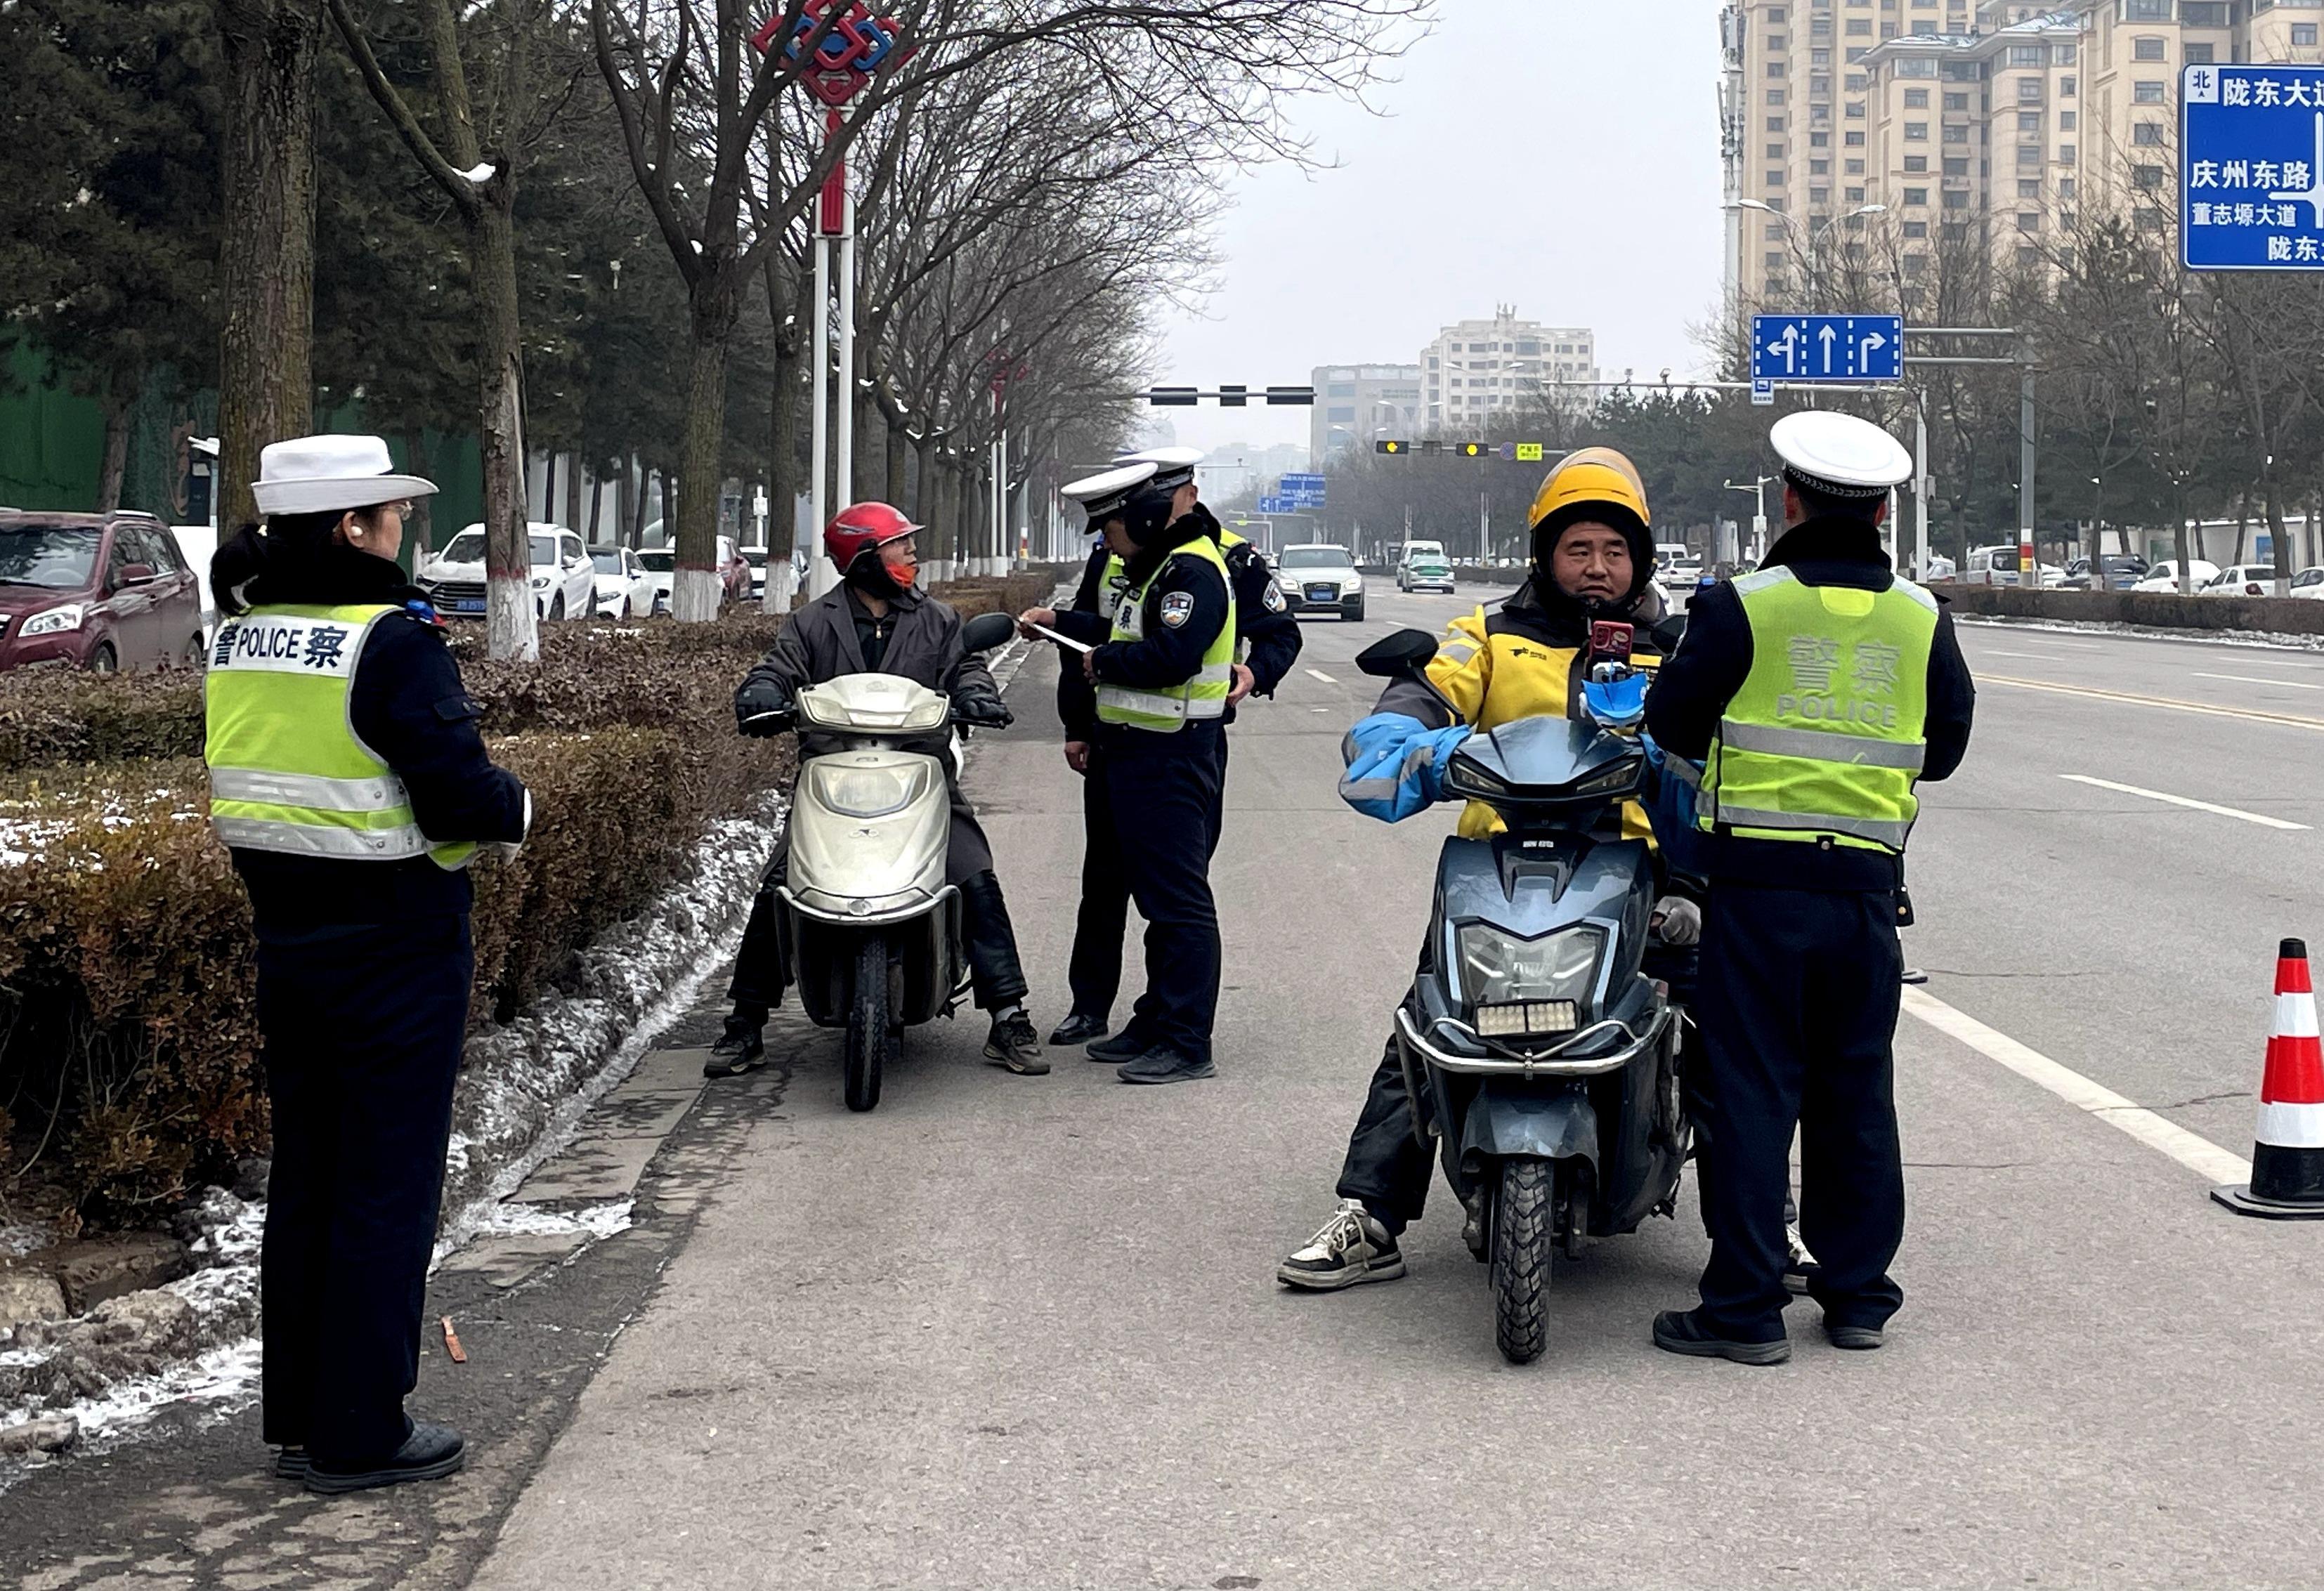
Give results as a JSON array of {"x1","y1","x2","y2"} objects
[
  {"x1": 1751, "y1": 315, "x2": 1903, "y2": 384},
  {"x1": 1279, "y1": 473, "x2": 1327, "y2": 509},
  {"x1": 2183, "y1": 64, "x2": 2324, "y2": 271}
]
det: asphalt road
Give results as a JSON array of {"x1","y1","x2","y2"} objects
[{"x1": 447, "y1": 586, "x2": 2324, "y2": 1589}]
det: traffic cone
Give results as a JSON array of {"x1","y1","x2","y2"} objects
[{"x1": 2214, "y1": 938, "x2": 2324, "y2": 1219}]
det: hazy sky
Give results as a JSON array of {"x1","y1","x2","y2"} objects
[{"x1": 1156, "y1": 0, "x2": 1725, "y2": 457}]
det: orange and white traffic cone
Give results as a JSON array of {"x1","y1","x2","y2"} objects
[{"x1": 2214, "y1": 938, "x2": 2324, "y2": 1219}]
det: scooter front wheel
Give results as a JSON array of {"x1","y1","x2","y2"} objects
[
  {"x1": 1491, "y1": 1155, "x2": 1554, "y2": 1364},
  {"x1": 843, "y1": 932, "x2": 895, "y2": 1113}
]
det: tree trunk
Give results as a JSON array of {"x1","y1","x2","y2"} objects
[
  {"x1": 565, "y1": 452, "x2": 582, "y2": 534},
  {"x1": 97, "y1": 386, "x2": 132, "y2": 513},
  {"x1": 674, "y1": 279, "x2": 738, "y2": 623},
  {"x1": 215, "y1": 0, "x2": 321, "y2": 528},
  {"x1": 473, "y1": 199, "x2": 539, "y2": 661},
  {"x1": 854, "y1": 385, "x2": 879, "y2": 506},
  {"x1": 764, "y1": 329, "x2": 803, "y2": 613},
  {"x1": 587, "y1": 474, "x2": 603, "y2": 542},
  {"x1": 884, "y1": 410, "x2": 908, "y2": 506}
]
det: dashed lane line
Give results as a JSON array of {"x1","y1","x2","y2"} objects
[
  {"x1": 1901, "y1": 987, "x2": 2252, "y2": 1185},
  {"x1": 1305, "y1": 668, "x2": 1339, "y2": 685},
  {"x1": 1982, "y1": 673, "x2": 2324, "y2": 733},
  {"x1": 2195, "y1": 670, "x2": 2324, "y2": 690},
  {"x1": 2058, "y1": 773, "x2": 2311, "y2": 831}
]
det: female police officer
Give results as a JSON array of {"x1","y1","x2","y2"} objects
[{"x1": 207, "y1": 436, "x2": 530, "y2": 1493}]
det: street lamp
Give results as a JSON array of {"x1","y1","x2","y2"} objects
[
  {"x1": 1724, "y1": 475, "x2": 1777, "y2": 563},
  {"x1": 1735, "y1": 199, "x2": 1886, "y2": 288}
]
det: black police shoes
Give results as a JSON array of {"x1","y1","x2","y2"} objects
[
  {"x1": 273, "y1": 1445, "x2": 308, "y2": 1481},
  {"x1": 1824, "y1": 1320, "x2": 1887, "y2": 1351},
  {"x1": 1085, "y1": 1030, "x2": 1147, "y2": 1063},
  {"x1": 703, "y1": 1016, "x2": 766, "y2": 1078},
  {"x1": 1047, "y1": 1011, "x2": 1109, "y2": 1047},
  {"x1": 984, "y1": 1011, "x2": 1050, "y2": 1075},
  {"x1": 1651, "y1": 1309, "x2": 1792, "y2": 1366},
  {"x1": 305, "y1": 1421, "x2": 466, "y2": 1495},
  {"x1": 1116, "y1": 1048, "x2": 1217, "y2": 1085}
]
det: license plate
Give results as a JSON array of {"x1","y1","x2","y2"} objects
[
  {"x1": 1307, "y1": 587, "x2": 1337, "y2": 602},
  {"x1": 455, "y1": 599, "x2": 485, "y2": 613}
]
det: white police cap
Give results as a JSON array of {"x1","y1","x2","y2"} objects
[
  {"x1": 1113, "y1": 445, "x2": 1204, "y2": 492},
  {"x1": 1062, "y1": 461, "x2": 1161, "y2": 522},
  {"x1": 1770, "y1": 411, "x2": 1912, "y2": 499}
]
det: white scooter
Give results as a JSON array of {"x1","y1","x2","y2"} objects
[{"x1": 748, "y1": 610, "x2": 1017, "y2": 1111}]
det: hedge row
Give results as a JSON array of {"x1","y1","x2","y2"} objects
[
  {"x1": 0, "y1": 575, "x2": 1048, "y2": 1227},
  {"x1": 1935, "y1": 582, "x2": 2324, "y2": 636}
]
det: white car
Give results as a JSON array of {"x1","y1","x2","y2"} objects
[
  {"x1": 1922, "y1": 553, "x2": 1957, "y2": 581},
  {"x1": 1397, "y1": 551, "x2": 1456, "y2": 594},
  {"x1": 635, "y1": 546, "x2": 676, "y2": 613},
  {"x1": 590, "y1": 545, "x2": 655, "y2": 619},
  {"x1": 2201, "y1": 563, "x2": 2295, "y2": 598},
  {"x1": 2292, "y1": 566, "x2": 2324, "y2": 598},
  {"x1": 2131, "y1": 559, "x2": 2221, "y2": 594},
  {"x1": 423, "y1": 523, "x2": 596, "y2": 622},
  {"x1": 1278, "y1": 543, "x2": 1365, "y2": 621}
]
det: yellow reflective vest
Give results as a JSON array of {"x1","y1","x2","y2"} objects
[{"x1": 1096, "y1": 538, "x2": 1237, "y2": 732}]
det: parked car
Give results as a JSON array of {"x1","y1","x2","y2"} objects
[
  {"x1": 2200, "y1": 563, "x2": 2297, "y2": 598},
  {"x1": 421, "y1": 523, "x2": 596, "y2": 621},
  {"x1": 1277, "y1": 543, "x2": 1365, "y2": 621},
  {"x1": 636, "y1": 547, "x2": 676, "y2": 613},
  {"x1": 2293, "y1": 566, "x2": 2324, "y2": 598},
  {"x1": 1957, "y1": 544, "x2": 2063, "y2": 587},
  {"x1": 590, "y1": 545, "x2": 655, "y2": 619},
  {"x1": 715, "y1": 535, "x2": 752, "y2": 605},
  {"x1": 0, "y1": 511, "x2": 206, "y2": 674},
  {"x1": 1921, "y1": 552, "x2": 1957, "y2": 581},
  {"x1": 2063, "y1": 554, "x2": 2149, "y2": 591},
  {"x1": 2130, "y1": 559, "x2": 2221, "y2": 594}
]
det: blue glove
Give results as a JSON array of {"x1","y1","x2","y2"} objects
[
  {"x1": 1641, "y1": 733, "x2": 1716, "y2": 879},
  {"x1": 1582, "y1": 671, "x2": 1650, "y2": 729},
  {"x1": 1339, "y1": 713, "x2": 1473, "y2": 823}
]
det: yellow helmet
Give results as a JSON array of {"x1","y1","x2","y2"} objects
[{"x1": 1529, "y1": 447, "x2": 1651, "y2": 534}]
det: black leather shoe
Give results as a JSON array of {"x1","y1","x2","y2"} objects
[
  {"x1": 1047, "y1": 1012, "x2": 1109, "y2": 1047},
  {"x1": 273, "y1": 1446, "x2": 308, "y2": 1481},
  {"x1": 1086, "y1": 1031, "x2": 1147, "y2": 1063},
  {"x1": 1116, "y1": 1047, "x2": 1217, "y2": 1085},
  {"x1": 1824, "y1": 1320, "x2": 1887, "y2": 1351},
  {"x1": 306, "y1": 1421, "x2": 466, "y2": 1495},
  {"x1": 703, "y1": 1016, "x2": 766, "y2": 1078},
  {"x1": 1651, "y1": 1309, "x2": 1791, "y2": 1366}
]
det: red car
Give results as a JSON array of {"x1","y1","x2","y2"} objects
[{"x1": 0, "y1": 510, "x2": 207, "y2": 674}]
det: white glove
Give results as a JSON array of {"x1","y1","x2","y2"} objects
[{"x1": 1653, "y1": 896, "x2": 1702, "y2": 948}]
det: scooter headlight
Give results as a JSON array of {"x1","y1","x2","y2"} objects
[
  {"x1": 1458, "y1": 923, "x2": 1605, "y2": 1011},
  {"x1": 807, "y1": 759, "x2": 930, "y2": 819}
]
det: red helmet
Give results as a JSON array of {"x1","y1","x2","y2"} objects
[{"x1": 824, "y1": 502, "x2": 920, "y2": 572}]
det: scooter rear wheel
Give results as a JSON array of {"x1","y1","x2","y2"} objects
[
  {"x1": 1491, "y1": 1155, "x2": 1554, "y2": 1364},
  {"x1": 843, "y1": 933, "x2": 894, "y2": 1113}
]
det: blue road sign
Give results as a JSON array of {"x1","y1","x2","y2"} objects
[
  {"x1": 1256, "y1": 495, "x2": 1294, "y2": 515},
  {"x1": 1280, "y1": 473, "x2": 1326, "y2": 495},
  {"x1": 1751, "y1": 315, "x2": 1902, "y2": 384},
  {"x1": 2182, "y1": 64, "x2": 2324, "y2": 271}
]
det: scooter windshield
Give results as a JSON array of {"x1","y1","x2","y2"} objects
[{"x1": 1450, "y1": 716, "x2": 1643, "y2": 809}]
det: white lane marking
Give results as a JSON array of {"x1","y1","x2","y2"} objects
[
  {"x1": 1983, "y1": 674, "x2": 2324, "y2": 733},
  {"x1": 1305, "y1": 668, "x2": 1338, "y2": 685},
  {"x1": 1901, "y1": 988, "x2": 2252, "y2": 1184},
  {"x1": 2058, "y1": 773, "x2": 2310, "y2": 831},
  {"x1": 1980, "y1": 649, "x2": 2060, "y2": 660},
  {"x1": 2195, "y1": 670, "x2": 2324, "y2": 690}
]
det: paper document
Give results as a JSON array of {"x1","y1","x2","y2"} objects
[{"x1": 1029, "y1": 622, "x2": 1095, "y2": 655}]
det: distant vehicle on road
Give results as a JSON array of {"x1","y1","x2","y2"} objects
[
  {"x1": 2063, "y1": 555, "x2": 2148, "y2": 591},
  {"x1": 1919, "y1": 552, "x2": 1957, "y2": 582},
  {"x1": 0, "y1": 511, "x2": 205, "y2": 674},
  {"x1": 2294, "y1": 566, "x2": 2324, "y2": 598},
  {"x1": 422, "y1": 524, "x2": 596, "y2": 622},
  {"x1": 1279, "y1": 543, "x2": 1365, "y2": 621},
  {"x1": 590, "y1": 545, "x2": 655, "y2": 619},
  {"x1": 1397, "y1": 551, "x2": 1456, "y2": 594},
  {"x1": 2131, "y1": 559, "x2": 2221, "y2": 594},
  {"x1": 1959, "y1": 544, "x2": 2063, "y2": 588}
]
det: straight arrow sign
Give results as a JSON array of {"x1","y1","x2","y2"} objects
[{"x1": 1818, "y1": 322, "x2": 1838, "y2": 374}]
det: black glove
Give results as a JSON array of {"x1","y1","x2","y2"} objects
[
  {"x1": 735, "y1": 679, "x2": 793, "y2": 736},
  {"x1": 952, "y1": 690, "x2": 1013, "y2": 730}
]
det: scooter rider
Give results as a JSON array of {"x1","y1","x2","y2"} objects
[
  {"x1": 714, "y1": 503, "x2": 1047, "y2": 1078},
  {"x1": 1046, "y1": 447, "x2": 1300, "y2": 1049},
  {"x1": 1643, "y1": 411, "x2": 1974, "y2": 1363},
  {"x1": 1278, "y1": 450, "x2": 1702, "y2": 1290}
]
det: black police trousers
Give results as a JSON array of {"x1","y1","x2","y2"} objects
[
  {"x1": 1063, "y1": 732, "x2": 1233, "y2": 1024},
  {"x1": 726, "y1": 808, "x2": 1030, "y2": 1017},
  {"x1": 1693, "y1": 884, "x2": 1905, "y2": 1341},
  {"x1": 257, "y1": 916, "x2": 471, "y2": 1468},
  {"x1": 1338, "y1": 933, "x2": 1700, "y2": 1236},
  {"x1": 1098, "y1": 721, "x2": 1224, "y2": 1066}
]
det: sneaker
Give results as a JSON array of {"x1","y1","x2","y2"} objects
[
  {"x1": 1783, "y1": 1222, "x2": 1822, "y2": 1297},
  {"x1": 1086, "y1": 1030, "x2": 1147, "y2": 1063},
  {"x1": 274, "y1": 1446, "x2": 308, "y2": 1481},
  {"x1": 1047, "y1": 1011, "x2": 1109, "y2": 1047},
  {"x1": 1115, "y1": 1047, "x2": 1215, "y2": 1085},
  {"x1": 1277, "y1": 1198, "x2": 1406, "y2": 1290},
  {"x1": 306, "y1": 1421, "x2": 466, "y2": 1495},
  {"x1": 703, "y1": 1016, "x2": 766, "y2": 1078},
  {"x1": 1651, "y1": 1309, "x2": 1791, "y2": 1366},
  {"x1": 984, "y1": 1011, "x2": 1050, "y2": 1075},
  {"x1": 1824, "y1": 1320, "x2": 1887, "y2": 1351}
]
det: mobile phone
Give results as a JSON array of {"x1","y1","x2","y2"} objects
[{"x1": 1588, "y1": 620, "x2": 1636, "y2": 664}]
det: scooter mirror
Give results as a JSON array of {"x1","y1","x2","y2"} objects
[
  {"x1": 959, "y1": 611, "x2": 1017, "y2": 654},
  {"x1": 1356, "y1": 628, "x2": 1439, "y2": 679}
]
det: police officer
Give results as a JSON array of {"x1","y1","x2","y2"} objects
[
  {"x1": 1643, "y1": 411, "x2": 1975, "y2": 1364},
  {"x1": 1045, "y1": 448, "x2": 1300, "y2": 1049},
  {"x1": 1020, "y1": 461, "x2": 1234, "y2": 1084},
  {"x1": 206, "y1": 436, "x2": 530, "y2": 1492}
]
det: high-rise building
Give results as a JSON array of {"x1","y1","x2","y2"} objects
[
  {"x1": 1418, "y1": 309, "x2": 1597, "y2": 433},
  {"x1": 1721, "y1": 0, "x2": 2324, "y2": 329},
  {"x1": 1311, "y1": 365, "x2": 1425, "y2": 460}
]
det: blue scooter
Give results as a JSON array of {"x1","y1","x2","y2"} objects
[{"x1": 1354, "y1": 624, "x2": 1691, "y2": 1364}]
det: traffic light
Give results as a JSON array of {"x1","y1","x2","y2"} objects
[
  {"x1": 1457, "y1": 442, "x2": 1487, "y2": 458},
  {"x1": 1219, "y1": 385, "x2": 1248, "y2": 407},
  {"x1": 1375, "y1": 439, "x2": 1406, "y2": 454}
]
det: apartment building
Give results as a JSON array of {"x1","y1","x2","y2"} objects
[
  {"x1": 1418, "y1": 310, "x2": 1598, "y2": 433},
  {"x1": 1720, "y1": 0, "x2": 2324, "y2": 321},
  {"x1": 1310, "y1": 365, "x2": 1424, "y2": 461}
]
